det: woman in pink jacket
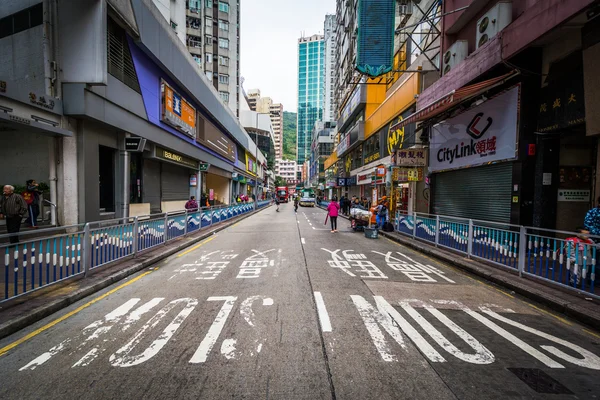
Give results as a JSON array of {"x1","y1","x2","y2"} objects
[{"x1": 327, "y1": 196, "x2": 341, "y2": 233}]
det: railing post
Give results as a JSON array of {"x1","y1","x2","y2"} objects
[
  {"x1": 412, "y1": 213, "x2": 417, "y2": 238},
  {"x1": 467, "y1": 219, "x2": 474, "y2": 258},
  {"x1": 518, "y1": 225, "x2": 527, "y2": 277},
  {"x1": 132, "y1": 217, "x2": 139, "y2": 257},
  {"x1": 184, "y1": 210, "x2": 189, "y2": 236},
  {"x1": 435, "y1": 215, "x2": 440, "y2": 247},
  {"x1": 83, "y1": 223, "x2": 91, "y2": 277},
  {"x1": 210, "y1": 208, "x2": 213, "y2": 227},
  {"x1": 164, "y1": 213, "x2": 169, "y2": 244}
]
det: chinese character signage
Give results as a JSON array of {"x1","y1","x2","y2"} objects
[
  {"x1": 395, "y1": 149, "x2": 427, "y2": 167},
  {"x1": 557, "y1": 190, "x2": 590, "y2": 202},
  {"x1": 538, "y1": 52, "x2": 585, "y2": 133},
  {"x1": 392, "y1": 167, "x2": 423, "y2": 182},
  {"x1": 430, "y1": 86, "x2": 519, "y2": 173},
  {"x1": 161, "y1": 80, "x2": 197, "y2": 139}
]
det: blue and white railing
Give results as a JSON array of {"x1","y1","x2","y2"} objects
[
  {"x1": 395, "y1": 211, "x2": 598, "y2": 298},
  {"x1": 0, "y1": 202, "x2": 268, "y2": 302}
]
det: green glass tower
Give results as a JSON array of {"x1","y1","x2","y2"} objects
[{"x1": 297, "y1": 34, "x2": 325, "y2": 171}]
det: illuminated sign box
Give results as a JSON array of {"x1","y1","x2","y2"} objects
[{"x1": 161, "y1": 79, "x2": 197, "y2": 139}]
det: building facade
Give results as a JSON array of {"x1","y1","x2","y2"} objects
[
  {"x1": 152, "y1": 0, "x2": 240, "y2": 116},
  {"x1": 404, "y1": 0, "x2": 600, "y2": 232},
  {"x1": 0, "y1": 0, "x2": 265, "y2": 226},
  {"x1": 309, "y1": 121, "x2": 336, "y2": 187},
  {"x1": 275, "y1": 159, "x2": 298, "y2": 184},
  {"x1": 269, "y1": 103, "x2": 284, "y2": 160},
  {"x1": 297, "y1": 34, "x2": 325, "y2": 169},
  {"x1": 324, "y1": 14, "x2": 337, "y2": 122}
]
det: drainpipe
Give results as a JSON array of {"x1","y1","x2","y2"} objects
[
  {"x1": 48, "y1": 138, "x2": 57, "y2": 225},
  {"x1": 42, "y1": 0, "x2": 53, "y2": 96}
]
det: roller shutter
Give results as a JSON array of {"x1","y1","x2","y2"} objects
[
  {"x1": 431, "y1": 163, "x2": 513, "y2": 223},
  {"x1": 161, "y1": 163, "x2": 189, "y2": 201}
]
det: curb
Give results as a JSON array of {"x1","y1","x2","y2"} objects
[
  {"x1": 0, "y1": 205, "x2": 270, "y2": 340},
  {"x1": 317, "y1": 205, "x2": 600, "y2": 330}
]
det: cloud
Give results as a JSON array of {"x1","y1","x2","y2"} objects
[{"x1": 240, "y1": 0, "x2": 335, "y2": 113}]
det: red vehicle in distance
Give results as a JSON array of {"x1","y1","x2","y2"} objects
[{"x1": 276, "y1": 187, "x2": 289, "y2": 203}]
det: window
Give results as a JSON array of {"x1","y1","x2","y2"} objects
[
  {"x1": 218, "y1": 74, "x2": 229, "y2": 84},
  {"x1": 0, "y1": 3, "x2": 43, "y2": 39},
  {"x1": 193, "y1": 55, "x2": 202, "y2": 66},
  {"x1": 206, "y1": 0, "x2": 213, "y2": 7},
  {"x1": 218, "y1": 38, "x2": 229, "y2": 48},
  {"x1": 107, "y1": 17, "x2": 141, "y2": 93},
  {"x1": 187, "y1": 35, "x2": 201, "y2": 47},
  {"x1": 205, "y1": 52, "x2": 213, "y2": 63},
  {"x1": 218, "y1": 1, "x2": 230, "y2": 12},
  {"x1": 188, "y1": 0, "x2": 201, "y2": 12},
  {"x1": 218, "y1": 20, "x2": 229, "y2": 31},
  {"x1": 205, "y1": 16, "x2": 212, "y2": 34},
  {"x1": 205, "y1": 34, "x2": 213, "y2": 44},
  {"x1": 206, "y1": 71, "x2": 213, "y2": 80},
  {"x1": 219, "y1": 91, "x2": 230, "y2": 102},
  {"x1": 186, "y1": 16, "x2": 200, "y2": 29}
]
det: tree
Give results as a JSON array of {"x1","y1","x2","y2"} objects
[{"x1": 274, "y1": 176, "x2": 287, "y2": 187}]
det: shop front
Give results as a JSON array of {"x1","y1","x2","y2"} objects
[{"x1": 429, "y1": 86, "x2": 520, "y2": 223}]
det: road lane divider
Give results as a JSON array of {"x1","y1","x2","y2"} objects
[{"x1": 314, "y1": 292, "x2": 332, "y2": 332}]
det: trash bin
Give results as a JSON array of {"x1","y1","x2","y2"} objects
[{"x1": 364, "y1": 227, "x2": 378, "y2": 239}]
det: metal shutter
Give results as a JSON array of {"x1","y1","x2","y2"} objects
[
  {"x1": 143, "y1": 159, "x2": 162, "y2": 213},
  {"x1": 432, "y1": 163, "x2": 513, "y2": 223},
  {"x1": 161, "y1": 163, "x2": 189, "y2": 202}
]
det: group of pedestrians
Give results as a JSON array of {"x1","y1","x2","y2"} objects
[{"x1": 1, "y1": 180, "x2": 43, "y2": 244}]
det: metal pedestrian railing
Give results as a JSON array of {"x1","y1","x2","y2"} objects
[
  {"x1": 395, "y1": 211, "x2": 598, "y2": 298},
  {"x1": 0, "y1": 202, "x2": 269, "y2": 302}
]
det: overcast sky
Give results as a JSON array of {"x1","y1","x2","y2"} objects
[{"x1": 240, "y1": 0, "x2": 335, "y2": 113}]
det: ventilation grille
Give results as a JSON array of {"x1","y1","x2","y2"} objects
[{"x1": 107, "y1": 18, "x2": 141, "y2": 93}]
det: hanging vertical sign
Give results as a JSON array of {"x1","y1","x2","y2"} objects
[{"x1": 356, "y1": 0, "x2": 395, "y2": 77}]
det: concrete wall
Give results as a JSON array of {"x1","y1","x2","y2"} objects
[
  {"x1": 0, "y1": 25, "x2": 45, "y2": 93},
  {"x1": 205, "y1": 173, "x2": 230, "y2": 205},
  {"x1": 0, "y1": 130, "x2": 49, "y2": 188},
  {"x1": 77, "y1": 119, "x2": 119, "y2": 222}
]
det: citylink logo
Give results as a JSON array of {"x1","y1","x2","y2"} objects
[{"x1": 466, "y1": 112, "x2": 493, "y2": 139}]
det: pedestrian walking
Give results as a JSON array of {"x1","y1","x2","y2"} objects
[
  {"x1": 327, "y1": 196, "x2": 340, "y2": 233},
  {"x1": 184, "y1": 196, "x2": 199, "y2": 212},
  {"x1": 0, "y1": 185, "x2": 28, "y2": 244},
  {"x1": 584, "y1": 197, "x2": 600, "y2": 235},
  {"x1": 22, "y1": 179, "x2": 42, "y2": 228},
  {"x1": 294, "y1": 195, "x2": 299, "y2": 213},
  {"x1": 275, "y1": 196, "x2": 280, "y2": 212}
]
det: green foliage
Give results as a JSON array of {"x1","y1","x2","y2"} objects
[
  {"x1": 282, "y1": 111, "x2": 297, "y2": 161},
  {"x1": 274, "y1": 176, "x2": 287, "y2": 187}
]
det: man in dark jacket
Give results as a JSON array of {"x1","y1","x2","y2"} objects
[
  {"x1": 22, "y1": 179, "x2": 42, "y2": 228},
  {"x1": 1, "y1": 185, "x2": 28, "y2": 243}
]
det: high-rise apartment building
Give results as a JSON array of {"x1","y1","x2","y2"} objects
[
  {"x1": 297, "y1": 34, "x2": 325, "y2": 169},
  {"x1": 275, "y1": 159, "x2": 297, "y2": 183},
  {"x1": 153, "y1": 0, "x2": 240, "y2": 116},
  {"x1": 246, "y1": 89, "x2": 284, "y2": 161},
  {"x1": 323, "y1": 14, "x2": 337, "y2": 122},
  {"x1": 269, "y1": 103, "x2": 284, "y2": 160}
]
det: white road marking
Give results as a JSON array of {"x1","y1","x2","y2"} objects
[
  {"x1": 110, "y1": 298, "x2": 198, "y2": 367},
  {"x1": 465, "y1": 309, "x2": 564, "y2": 368},
  {"x1": 314, "y1": 292, "x2": 332, "y2": 332},
  {"x1": 312, "y1": 227, "x2": 316, "y2": 230},
  {"x1": 400, "y1": 301, "x2": 494, "y2": 364},
  {"x1": 301, "y1": 238, "x2": 306, "y2": 244},
  {"x1": 189, "y1": 296, "x2": 237, "y2": 364},
  {"x1": 220, "y1": 338, "x2": 237, "y2": 360},
  {"x1": 20, "y1": 339, "x2": 71, "y2": 371},
  {"x1": 480, "y1": 307, "x2": 600, "y2": 370}
]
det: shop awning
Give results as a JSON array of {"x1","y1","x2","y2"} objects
[
  {"x1": 0, "y1": 112, "x2": 72, "y2": 137},
  {"x1": 390, "y1": 71, "x2": 518, "y2": 131}
]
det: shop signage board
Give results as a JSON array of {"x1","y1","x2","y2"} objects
[
  {"x1": 392, "y1": 167, "x2": 423, "y2": 182},
  {"x1": 199, "y1": 162, "x2": 210, "y2": 171},
  {"x1": 384, "y1": 107, "x2": 417, "y2": 155},
  {"x1": 338, "y1": 84, "x2": 365, "y2": 130},
  {"x1": 209, "y1": 189, "x2": 214, "y2": 201},
  {"x1": 196, "y1": 117, "x2": 236, "y2": 163},
  {"x1": 557, "y1": 190, "x2": 590, "y2": 202},
  {"x1": 357, "y1": 171, "x2": 372, "y2": 185},
  {"x1": 161, "y1": 80, "x2": 196, "y2": 139},
  {"x1": 155, "y1": 146, "x2": 199, "y2": 169},
  {"x1": 372, "y1": 188, "x2": 378, "y2": 206},
  {"x1": 337, "y1": 134, "x2": 351, "y2": 156},
  {"x1": 125, "y1": 137, "x2": 146, "y2": 152},
  {"x1": 394, "y1": 149, "x2": 426, "y2": 166},
  {"x1": 429, "y1": 86, "x2": 519, "y2": 173},
  {"x1": 190, "y1": 174, "x2": 197, "y2": 187}
]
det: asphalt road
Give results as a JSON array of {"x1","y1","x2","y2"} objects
[{"x1": 1, "y1": 203, "x2": 600, "y2": 399}]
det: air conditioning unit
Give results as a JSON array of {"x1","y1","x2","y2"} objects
[
  {"x1": 476, "y1": 2, "x2": 513, "y2": 49},
  {"x1": 442, "y1": 40, "x2": 468, "y2": 75},
  {"x1": 399, "y1": 2, "x2": 413, "y2": 16}
]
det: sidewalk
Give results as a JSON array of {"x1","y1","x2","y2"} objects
[
  {"x1": 0, "y1": 205, "x2": 270, "y2": 340},
  {"x1": 318, "y1": 205, "x2": 600, "y2": 331}
]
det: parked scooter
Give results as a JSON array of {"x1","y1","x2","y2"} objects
[{"x1": 349, "y1": 204, "x2": 371, "y2": 231}]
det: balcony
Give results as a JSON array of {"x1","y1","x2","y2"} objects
[
  {"x1": 187, "y1": 27, "x2": 201, "y2": 36},
  {"x1": 188, "y1": 46, "x2": 202, "y2": 56}
]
